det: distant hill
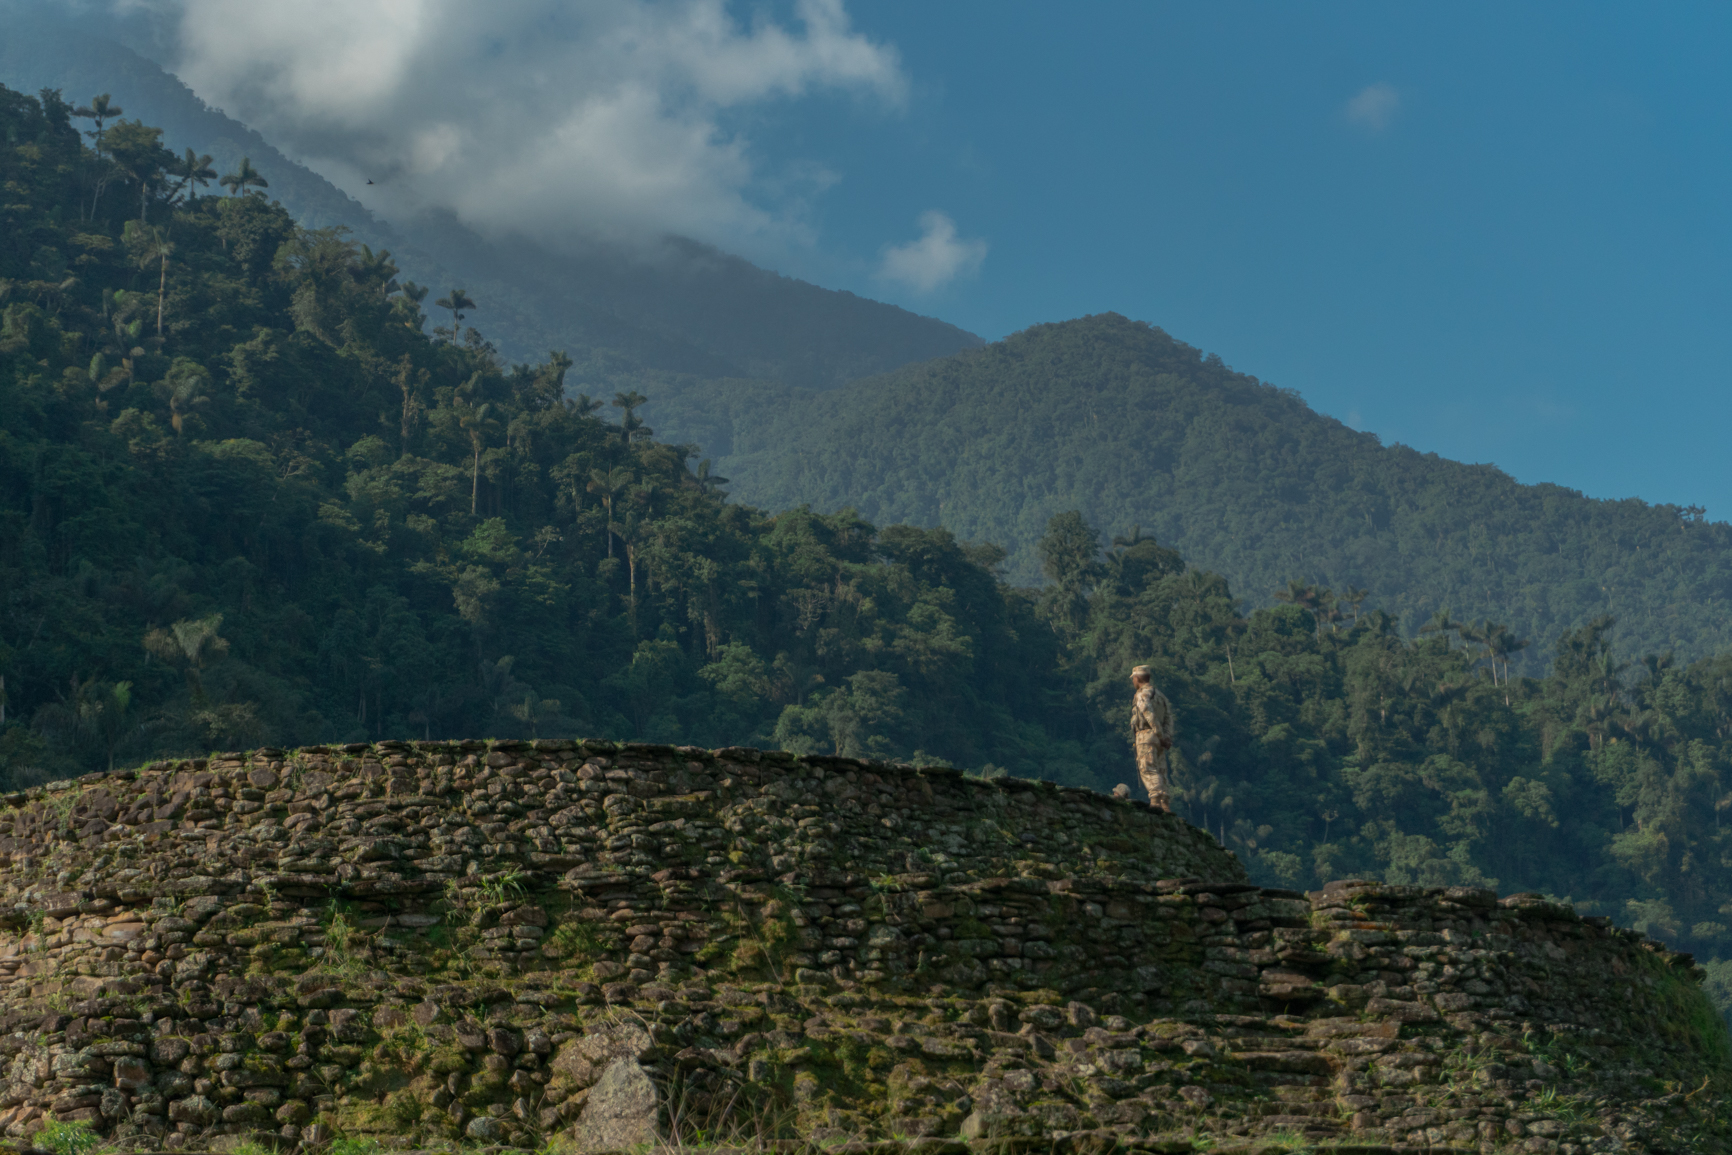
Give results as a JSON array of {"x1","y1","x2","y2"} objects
[
  {"x1": 0, "y1": 7, "x2": 981, "y2": 386},
  {"x1": 650, "y1": 312, "x2": 1732, "y2": 668}
]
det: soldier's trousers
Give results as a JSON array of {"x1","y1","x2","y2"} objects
[{"x1": 1135, "y1": 733, "x2": 1169, "y2": 809}]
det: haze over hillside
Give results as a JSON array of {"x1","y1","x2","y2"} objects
[
  {"x1": 649, "y1": 313, "x2": 1732, "y2": 669},
  {"x1": 0, "y1": 7, "x2": 981, "y2": 387}
]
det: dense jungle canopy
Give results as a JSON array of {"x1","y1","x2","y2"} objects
[
  {"x1": 5, "y1": 84, "x2": 1732, "y2": 1019},
  {"x1": 648, "y1": 314, "x2": 1732, "y2": 672}
]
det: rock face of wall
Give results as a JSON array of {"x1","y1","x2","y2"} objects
[{"x1": 0, "y1": 741, "x2": 1726, "y2": 1155}]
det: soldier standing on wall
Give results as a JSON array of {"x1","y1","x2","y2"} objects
[{"x1": 1130, "y1": 664, "x2": 1173, "y2": 812}]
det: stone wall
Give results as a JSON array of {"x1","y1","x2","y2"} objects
[{"x1": 0, "y1": 741, "x2": 1726, "y2": 1155}]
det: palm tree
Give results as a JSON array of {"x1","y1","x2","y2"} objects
[
  {"x1": 507, "y1": 690, "x2": 563, "y2": 740},
  {"x1": 127, "y1": 222, "x2": 174, "y2": 336},
  {"x1": 694, "y1": 459, "x2": 730, "y2": 496},
  {"x1": 1457, "y1": 620, "x2": 1491, "y2": 676},
  {"x1": 1484, "y1": 623, "x2": 1528, "y2": 703},
  {"x1": 1273, "y1": 580, "x2": 1332, "y2": 637},
  {"x1": 354, "y1": 245, "x2": 400, "y2": 296},
  {"x1": 615, "y1": 484, "x2": 659, "y2": 633},
  {"x1": 100, "y1": 292, "x2": 147, "y2": 385},
  {"x1": 433, "y1": 287, "x2": 477, "y2": 342},
  {"x1": 73, "y1": 93, "x2": 123, "y2": 152},
  {"x1": 142, "y1": 614, "x2": 230, "y2": 702},
  {"x1": 35, "y1": 678, "x2": 138, "y2": 768},
  {"x1": 1418, "y1": 608, "x2": 1460, "y2": 648},
  {"x1": 33, "y1": 677, "x2": 137, "y2": 771},
  {"x1": 219, "y1": 157, "x2": 269, "y2": 196},
  {"x1": 396, "y1": 355, "x2": 428, "y2": 453},
  {"x1": 73, "y1": 94, "x2": 125, "y2": 218},
  {"x1": 90, "y1": 681, "x2": 135, "y2": 772},
  {"x1": 171, "y1": 148, "x2": 217, "y2": 204},
  {"x1": 453, "y1": 393, "x2": 498, "y2": 515},
  {"x1": 587, "y1": 467, "x2": 633, "y2": 556},
  {"x1": 611, "y1": 390, "x2": 649, "y2": 443}
]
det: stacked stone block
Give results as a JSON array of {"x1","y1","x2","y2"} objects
[{"x1": 0, "y1": 740, "x2": 1723, "y2": 1154}]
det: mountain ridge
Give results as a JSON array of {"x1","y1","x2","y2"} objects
[
  {"x1": 0, "y1": 7, "x2": 981, "y2": 387},
  {"x1": 648, "y1": 312, "x2": 1732, "y2": 670}
]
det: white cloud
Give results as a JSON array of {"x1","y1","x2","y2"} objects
[
  {"x1": 1344, "y1": 82, "x2": 1401, "y2": 133},
  {"x1": 148, "y1": 0, "x2": 905, "y2": 250},
  {"x1": 877, "y1": 210, "x2": 986, "y2": 293}
]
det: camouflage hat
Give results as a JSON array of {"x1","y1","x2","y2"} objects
[{"x1": 1131, "y1": 665, "x2": 1153, "y2": 677}]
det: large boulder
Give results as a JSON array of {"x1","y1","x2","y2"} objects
[
  {"x1": 572, "y1": 1059, "x2": 660, "y2": 1152},
  {"x1": 550, "y1": 1021, "x2": 656, "y2": 1090}
]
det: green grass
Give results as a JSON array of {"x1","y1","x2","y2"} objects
[
  {"x1": 475, "y1": 869, "x2": 529, "y2": 906},
  {"x1": 1633, "y1": 948, "x2": 1732, "y2": 1069},
  {"x1": 36, "y1": 1118, "x2": 111, "y2": 1155},
  {"x1": 328, "y1": 1138, "x2": 383, "y2": 1155}
]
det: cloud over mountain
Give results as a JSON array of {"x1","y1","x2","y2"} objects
[
  {"x1": 151, "y1": 0, "x2": 905, "y2": 250},
  {"x1": 877, "y1": 210, "x2": 987, "y2": 293}
]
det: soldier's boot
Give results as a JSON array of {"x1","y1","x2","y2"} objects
[{"x1": 1149, "y1": 791, "x2": 1170, "y2": 813}]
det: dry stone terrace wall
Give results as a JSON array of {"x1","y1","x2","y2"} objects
[{"x1": 0, "y1": 740, "x2": 1724, "y2": 1155}]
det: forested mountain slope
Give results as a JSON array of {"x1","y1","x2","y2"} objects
[
  {"x1": 651, "y1": 313, "x2": 1732, "y2": 670},
  {"x1": 0, "y1": 6, "x2": 980, "y2": 385},
  {"x1": 0, "y1": 81, "x2": 1069, "y2": 783}
]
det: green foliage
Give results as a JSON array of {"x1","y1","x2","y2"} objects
[
  {"x1": 0, "y1": 82, "x2": 1071, "y2": 786},
  {"x1": 653, "y1": 313, "x2": 1732, "y2": 672},
  {"x1": 326, "y1": 1138, "x2": 382, "y2": 1155},
  {"x1": 474, "y1": 870, "x2": 528, "y2": 907},
  {"x1": 1701, "y1": 959, "x2": 1732, "y2": 1030},
  {"x1": 317, "y1": 902, "x2": 365, "y2": 976},
  {"x1": 36, "y1": 1117, "x2": 110, "y2": 1155}
]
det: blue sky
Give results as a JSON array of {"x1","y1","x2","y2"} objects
[
  {"x1": 111, "y1": 0, "x2": 1732, "y2": 520},
  {"x1": 741, "y1": 3, "x2": 1732, "y2": 519}
]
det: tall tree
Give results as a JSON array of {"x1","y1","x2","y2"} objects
[
  {"x1": 611, "y1": 390, "x2": 650, "y2": 444},
  {"x1": 1037, "y1": 511, "x2": 1101, "y2": 636},
  {"x1": 72, "y1": 92, "x2": 122, "y2": 151},
  {"x1": 72, "y1": 93, "x2": 123, "y2": 216},
  {"x1": 124, "y1": 221, "x2": 173, "y2": 336},
  {"x1": 453, "y1": 398, "x2": 497, "y2": 515},
  {"x1": 1419, "y1": 608, "x2": 1461, "y2": 647},
  {"x1": 142, "y1": 615, "x2": 230, "y2": 702},
  {"x1": 219, "y1": 156, "x2": 269, "y2": 196},
  {"x1": 171, "y1": 147, "x2": 217, "y2": 203},
  {"x1": 396, "y1": 355, "x2": 429, "y2": 453},
  {"x1": 103, "y1": 120, "x2": 175, "y2": 220},
  {"x1": 434, "y1": 287, "x2": 477, "y2": 343},
  {"x1": 588, "y1": 467, "x2": 633, "y2": 557}
]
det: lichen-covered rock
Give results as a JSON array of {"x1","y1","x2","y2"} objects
[
  {"x1": 572, "y1": 1059, "x2": 660, "y2": 1152},
  {"x1": 465, "y1": 1115, "x2": 505, "y2": 1142},
  {"x1": 0, "y1": 741, "x2": 1723, "y2": 1153}
]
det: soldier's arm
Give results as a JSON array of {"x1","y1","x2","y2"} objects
[{"x1": 1155, "y1": 699, "x2": 1175, "y2": 746}]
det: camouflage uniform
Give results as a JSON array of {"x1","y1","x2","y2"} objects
[{"x1": 1131, "y1": 666, "x2": 1173, "y2": 811}]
